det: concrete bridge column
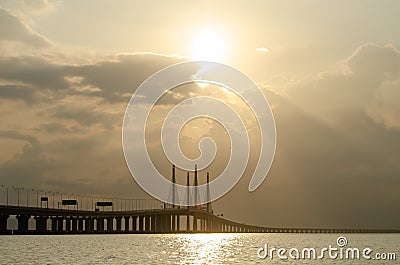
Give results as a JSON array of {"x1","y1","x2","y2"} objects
[
  {"x1": 132, "y1": 216, "x2": 137, "y2": 232},
  {"x1": 151, "y1": 215, "x2": 156, "y2": 232},
  {"x1": 171, "y1": 214, "x2": 176, "y2": 232},
  {"x1": 147, "y1": 215, "x2": 152, "y2": 232},
  {"x1": 71, "y1": 217, "x2": 78, "y2": 232},
  {"x1": 193, "y1": 214, "x2": 197, "y2": 232},
  {"x1": 210, "y1": 218, "x2": 215, "y2": 232},
  {"x1": 176, "y1": 214, "x2": 180, "y2": 231},
  {"x1": 198, "y1": 218, "x2": 202, "y2": 232},
  {"x1": 65, "y1": 217, "x2": 71, "y2": 232},
  {"x1": 159, "y1": 215, "x2": 165, "y2": 232},
  {"x1": 78, "y1": 218, "x2": 84, "y2": 232},
  {"x1": 57, "y1": 217, "x2": 64, "y2": 231},
  {"x1": 144, "y1": 216, "x2": 150, "y2": 232},
  {"x1": 106, "y1": 217, "x2": 114, "y2": 232},
  {"x1": 50, "y1": 217, "x2": 58, "y2": 232},
  {"x1": 138, "y1": 216, "x2": 144, "y2": 232},
  {"x1": 142, "y1": 216, "x2": 147, "y2": 232},
  {"x1": 186, "y1": 212, "x2": 190, "y2": 232},
  {"x1": 124, "y1": 216, "x2": 130, "y2": 232},
  {"x1": 115, "y1": 216, "x2": 122, "y2": 232},
  {"x1": 35, "y1": 216, "x2": 48, "y2": 233},
  {"x1": 165, "y1": 214, "x2": 171, "y2": 232},
  {"x1": 97, "y1": 217, "x2": 104, "y2": 232},
  {"x1": 16, "y1": 215, "x2": 30, "y2": 234},
  {"x1": 156, "y1": 215, "x2": 162, "y2": 232},
  {"x1": 0, "y1": 214, "x2": 9, "y2": 234},
  {"x1": 85, "y1": 217, "x2": 93, "y2": 232}
]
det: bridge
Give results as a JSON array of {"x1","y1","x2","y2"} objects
[{"x1": 0, "y1": 166, "x2": 399, "y2": 234}]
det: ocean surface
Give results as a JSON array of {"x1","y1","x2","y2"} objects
[{"x1": 0, "y1": 233, "x2": 398, "y2": 264}]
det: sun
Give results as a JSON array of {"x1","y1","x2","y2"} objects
[{"x1": 190, "y1": 28, "x2": 227, "y2": 62}]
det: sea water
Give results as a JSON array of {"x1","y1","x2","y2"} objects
[{"x1": 0, "y1": 233, "x2": 398, "y2": 264}]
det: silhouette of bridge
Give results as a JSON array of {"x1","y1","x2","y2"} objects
[{"x1": 0, "y1": 166, "x2": 398, "y2": 235}]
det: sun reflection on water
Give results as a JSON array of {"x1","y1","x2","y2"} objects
[{"x1": 159, "y1": 233, "x2": 246, "y2": 265}]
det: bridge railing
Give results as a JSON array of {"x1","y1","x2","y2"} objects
[{"x1": 0, "y1": 184, "x2": 163, "y2": 211}]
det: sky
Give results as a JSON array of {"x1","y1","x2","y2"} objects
[{"x1": 0, "y1": 0, "x2": 399, "y2": 229}]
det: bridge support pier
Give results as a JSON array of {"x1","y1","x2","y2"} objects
[
  {"x1": 0, "y1": 214, "x2": 9, "y2": 234},
  {"x1": 50, "y1": 217, "x2": 57, "y2": 232},
  {"x1": 186, "y1": 212, "x2": 190, "y2": 232},
  {"x1": 35, "y1": 216, "x2": 48, "y2": 233},
  {"x1": 65, "y1": 217, "x2": 71, "y2": 232},
  {"x1": 124, "y1": 216, "x2": 130, "y2": 232},
  {"x1": 193, "y1": 214, "x2": 197, "y2": 232},
  {"x1": 138, "y1": 216, "x2": 144, "y2": 232},
  {"x1": 132, "y1": 216, "x2": 137, "y2": 232},
  {"x1": 78, "y1": 218, "x2": 84, "y2": 232},
  {"x1": 150, "y1": 215, "x2": 156, "y2": 232},
  {"x1": 97, "y1": 217, "x2": 104, "y2": 232},
  {"x1": 145, "y1": 216, "x2": 150, "y2": 232},
  {"x1": 16, "y1": 215, "x2": 30, "y2": 234},
  {"x1": 164, "y1": 214, "x2": 171, "y2": 232},
  {"x1": 85, "y1": 217, "x2": 93, "y2": 232},
  {"x1": 57, "y1": 217, "x2": 64, "y2": 232},
  {"x1": 171, "y1": 214, "x2": 176, "y2": 232},
  {"x1": 71, "y1": 217, "x2": 78, "y2": 232},
  {"x1": 106, "y1": 217, "x2": 114, "y2": 232},
  {"x1": 115, "y1": 217, "x2": 122, "y2": 232},
  {"x1": 156, "y1": 215, "x2": 162, "y2": 232}
]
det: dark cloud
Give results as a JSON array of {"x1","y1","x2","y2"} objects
[
  {"x1": 0, "y1": 136, "x2": 49, "y2": 187},
  {"x1": 0, "y1": 53, "x2": 184, "y2": 104},
  {"x1": 35, "y1": 122, "x2": 71, "y2": 134},
  {"x1": 48, "y1": 104, "x2": 119, "y2": 127},
  {"x1": 0, "y1": 8, "x2": 51, "y2": 47},
  {"x1": 69, "y1": 53, "x2": 186, "y2": 102},
  {"x1": 0, "y1": 84, "x2": 38, "y2": 104},
  {"x1": 0, "y1": 56, "x2": 68, "y2": 90},
  {"x1": 0, "y1": 130, "x2": 37, "y2": 144}
]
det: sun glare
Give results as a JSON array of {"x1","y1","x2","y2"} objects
[{"x1": 190, "y1": 28, "x2": 227, "y2": 62}]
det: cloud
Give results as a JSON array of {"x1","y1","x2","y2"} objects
[
  {"x1": 0, "y1": 8, "x2": 51, "y2": 48},
  {"x1": 0, "y1": 130, "x2": 37, "y2": 144},
  {"x1": 35, "y1": 122, "x2": 72, "y2": 134},
  {"x1": 0, "y1": 83, "x2": 39, "y2": 104},
  {"x1": 286, "y1": 43, "x2": 400, "y2": 130},
  {"x1": 256, "y1": 47, "x2": 269, "y2": 53},
  {"x1": 0, "y1": 52, "x2": 185, "y2": 104},
  {"x1": 22, "y1": 0, "x2": 57, "y2": 12},
  {"x1": 0, "y1": 56, "x2": 69, "y2": 94},
  {"x1": 48, "y1": 103, "x2": 120, "y2": 127},
  {"x1": 367, "y1": 78, "x2": 400, "y2": 129},
  {"x1": 69, "y1": 53, "x2": 186, "y2": 102}
]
